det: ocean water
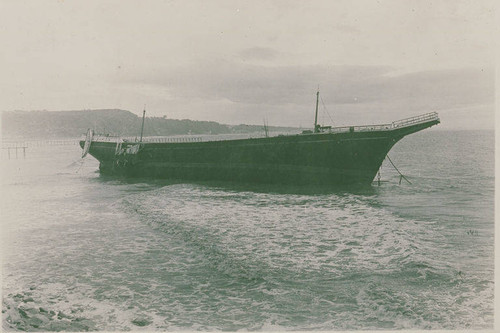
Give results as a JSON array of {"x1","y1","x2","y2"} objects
[{"x1": 1, "y1": 130, "x2": 494, "y2": 331}]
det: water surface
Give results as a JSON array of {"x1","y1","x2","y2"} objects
[{"x1": 1, "y1": 130, "x2": 494, "y2": 330}]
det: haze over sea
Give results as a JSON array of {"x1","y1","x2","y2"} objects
[{"x1": 1, "y1": 129, "x2": 494, "y2": 331}]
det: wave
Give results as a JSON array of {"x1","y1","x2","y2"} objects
[{"x1": 108, "y1": 183, "x2": 494, "y2": 329}]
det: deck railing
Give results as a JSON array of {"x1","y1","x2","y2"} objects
[
  {"x1": 88, "y1": 133, "x2": 281, "y2": 143},
  {"x1": 325, "y1": 112, "x2": 439, "y2": 134},
  {"x1": 86, "y1": 112, "x2": 439, "y2": 143},
  {"x1": 90, "y1": 135, "x2": 204, "y2": 143},
  {"x1": 391, "y1": 112, "x2": 439, "y2": 128}
]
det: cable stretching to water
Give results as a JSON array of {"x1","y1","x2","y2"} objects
[
  {"x1": 386, "y1": 155, "x2": 412, "y2": 184},
  {"x1": 75, "y1": 158, "x2": 85, "y2": 173}
]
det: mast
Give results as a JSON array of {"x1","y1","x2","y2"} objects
[
  {"x1": 314, "y1": 89, "x2": 320, "y2": 133},
  {"x1": 139, "y1": 108, "x2": 146, "y2": 142}
]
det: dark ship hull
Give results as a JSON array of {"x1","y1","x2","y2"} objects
[{"x1": 80, "y1": 112, "x2": 440, "y2": 186}]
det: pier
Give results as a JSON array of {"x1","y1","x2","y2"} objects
[
  {"x1": 1, "y1": 139, "x2": 79, "y2": 159},
  {"x1": 2, "y1": 145, "x2": 28, "y2": 159}
]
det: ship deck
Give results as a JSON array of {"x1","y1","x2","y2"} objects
[{"x1": 84, "y1": 112, "x2": 440, "y2": 144}]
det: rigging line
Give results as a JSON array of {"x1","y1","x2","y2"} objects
[
  {"x1": 319, "y1": 102, "x2": 326, "y2": 126},
  {"x1": 386, "y1": 154, "x2": 412, "y2": 184},
  {"x1": 320, "y1": 95, "x2": 335, "y2": 124}
]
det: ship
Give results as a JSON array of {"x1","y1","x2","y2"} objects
[{"x1": 80, "y1": 91, "x2": 440, "y2": 185}]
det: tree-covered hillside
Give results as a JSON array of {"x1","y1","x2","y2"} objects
[{"x1": 2, "y1": 109, "x2": 298, "y2": 139}]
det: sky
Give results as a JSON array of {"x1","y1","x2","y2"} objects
[{"x1": 0, "y1": 0, "x2": 496, "y2": 129}]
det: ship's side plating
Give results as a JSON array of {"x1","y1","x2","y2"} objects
[{"x1": 136, "y1": 131, "x2": 394, "y2": 184}]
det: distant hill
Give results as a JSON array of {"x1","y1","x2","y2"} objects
[{"x1": 1, "y1": 109, "x2": 299, "y2": 139}]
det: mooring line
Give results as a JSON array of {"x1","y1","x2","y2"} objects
[
  {"x1": 386, "y1": 155, "x2": 412, "y2": 184},
  {"x1": 75, "y1": 158, "x2": 85, "y2": 173}
]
